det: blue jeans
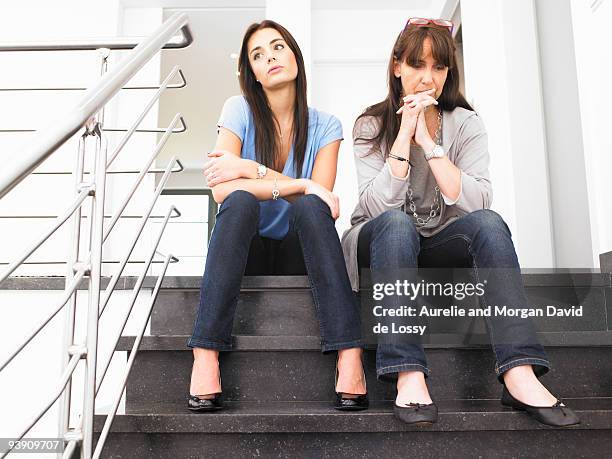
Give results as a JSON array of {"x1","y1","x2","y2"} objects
[
  {"x1": 358, "y1": 209, "x2": 550, "y2": 383},
  {"x1": 189, "y1": 190, "x2": 363, "y2": 353}
]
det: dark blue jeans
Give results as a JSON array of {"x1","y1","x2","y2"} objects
[
  {"x1": 358, "y1": 209, "x2": 550, "y2": 383},
  {"x1": 189, "y1": 190, "x2": 363, "y2": 352}
]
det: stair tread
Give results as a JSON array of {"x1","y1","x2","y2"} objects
[
  {"x1": 3, "y1": 271, "x2": 610, "y2": 290},
  {"x1": 94, "y1": 398, "x2": 612, "y2": 433},
  {"x1": 117, "y1": 331, "x2": 612, "y2": 351}
]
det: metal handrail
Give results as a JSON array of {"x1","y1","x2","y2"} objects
[
  {"x1": 0, "y1": 188, "x2": 92, "y2": 283},
  {"x1": 96, "y1": 207, "x2": 176, "y2": 391},
  {"x1": 103, "y1": 115, "x2": 182, "y2": 241},
  {"x1": 0, "y1": 12, "x2": 192, "y2": 200},
  {"x1": 0, "y1": 268, "x2": 87, "y2": 372},
  {"x1": 98, "y1": 159, "x2": 181, "y2": 318},
  {"x1": 0, "y1": 25, "x2": 192, "y2": 51},
  {"x1": 0, "y1": 258, "x2": 178, "y2": 266},
  {"x1": 0, "y1": 149, "x2": 182, "y2": 272},
  {"x1": 107, "y1": 65, "x2": 187, "y2": 167},
  {"x1": 0, "y1": 212, "x2": 182, "y2": 219},
  {"x1": 0, "y1": 12, "x2": 193, "y2": 458},
  {"x1": 93, "y1": 254, "x2": 172, "y2": 459},
  {"x1": 31, "y1": 157, "x2": 184, "y2": 175},
  {"x1": 0, "y1": 68, "x2": 187, "y2": 92},
  {"x1": 0, "y1": 115, "x2": 188, "y2": 134}
]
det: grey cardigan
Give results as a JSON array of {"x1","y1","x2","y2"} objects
[{"x1": 341, "y1": 107, "x2": 493, "y2": 291}]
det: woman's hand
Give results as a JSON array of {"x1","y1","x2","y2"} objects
[
  {"x1": 396, "y1": 88, "x2": 438, "y2": 138},
  {"x1": 301, "y1": 179, "x2": 340, "y2": 220},
  {"x1": 414, "y1": 108, "x2": 437, "y2": 149},
  {"x1": 204, "y1": 151, "x2": 250, "y2": 187},
  {"x1": 414, "y1": 93, "x2": 443, "y2": 149}
]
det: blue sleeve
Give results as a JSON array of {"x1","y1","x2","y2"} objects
[
  {"x1": 217, "y1": 95, "x2": 248, "y2": 142},
  {"x1": 317, "y1": 114, "x2": 344, "y2": 151}
]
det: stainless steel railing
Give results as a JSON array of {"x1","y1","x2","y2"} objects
[
  {"x1": 0, "y1": 12, "x2": 192, "y2": 199},
  {"x1": 0, "y1": 12, "x2": 193, "y2": 458}
]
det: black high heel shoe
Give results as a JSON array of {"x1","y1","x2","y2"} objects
[
  {"x1": 393, "y1": 401, "x2": 438, "y2": 425},
  {"x1": 188, "y1": 376, "x2": 223, "y2": 412},
  {"x1": 333, "y1": 359, "x2": 369, "y2": 411},
  {"x1": 501, "y1": 385, "x2": 580, "y2": 427}
]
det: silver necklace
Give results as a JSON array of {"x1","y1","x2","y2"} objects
[{"x1": 407, "y1": 109, "x2": 442, "y2": 226}]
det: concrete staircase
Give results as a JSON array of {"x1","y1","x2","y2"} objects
[{"x1": 94, "y1": 272, "x2": 612, "y2": 458}]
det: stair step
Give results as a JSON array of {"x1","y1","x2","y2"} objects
[
  {"x1": 93, "y1": 398, "x2": 612, "y2": 458},
  {"x1": 118, "y1": 339, "x2": 612, "y2": 407},
  {"x1": 98, "y1": 398, "x2": 612, "y2": 432},
  {"x1": 120, "y1": 331, "x2": 612, "y2": 351},
  {"x1": 152, "y1": 289, "x2": 320, "y2": 336},
  {"x1": 150, "y1": 274, "x2": 612, "y2": 336}
]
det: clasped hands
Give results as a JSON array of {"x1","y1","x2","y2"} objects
[{"x1": 396, "y1": 88, "x2": 439, "y2": 147}]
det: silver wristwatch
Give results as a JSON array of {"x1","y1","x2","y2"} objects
[
  {"x1": 425, "y1": 144, "x2": 445, "y2": 161},
  {"x1": 256, "y1": 163, "x2": 267, "y2": 179}
]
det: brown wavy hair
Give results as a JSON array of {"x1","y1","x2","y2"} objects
[
  {"x1": 238, "y1": 20, "x2": 308, "y2": 177},
  {"x1": 357, "y1": 24, "x2": 473, "y2": 153}
]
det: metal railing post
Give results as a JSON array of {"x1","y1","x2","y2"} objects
[
  {"x1": 57, "y1": 133, "x2": 87, "y2": 455},
  {"x1": 81, "y1": 122, "x2": 107, "y2": 458}
]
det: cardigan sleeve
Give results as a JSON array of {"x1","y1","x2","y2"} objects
[
  {"x1": 448, "y1": 114, "x2": 493, "y2": 213},
  {"x1": 353, "y1": 116, "x2": 411, "y2": 219}
]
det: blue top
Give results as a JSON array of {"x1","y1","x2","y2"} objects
[{"x1": 217, "y1": 95, "x2": 343, "y2": 240}]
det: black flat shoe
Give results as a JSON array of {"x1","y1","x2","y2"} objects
[
  {"x1": 187, "y1": 394, "x2": 223, "y2": 412},
  {"x1": 501, "y1": 385, "x2": 580, "y2": 427},
  {"x1": 393, "y1": 402, "x2": 438, "y2": 425},
  {"x1": 333, "y1": 358, "x2": 369, "y2": 411}
]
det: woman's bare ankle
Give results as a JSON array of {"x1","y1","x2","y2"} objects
[
  {"x1": 502, "y1": 364, "x2": 557, "y2": 406},
  {"x1": 336, "y1": 348, "x2": 366, "y2": 396},
  {"x1": 396, "y1": 370, "x2": 432, "y2": 405},
  {"x1": 190, "y1": 348, "x2": 221, "y2": 397}
]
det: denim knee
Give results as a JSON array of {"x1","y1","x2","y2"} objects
[
  {"x1": 375, "y1": 210, "x2": 419, "y2": 250},
  {"x1": 469, "y1": 209, "x2": 512, "y2": 238},
  {"x1": 220, "y1": 190, "x2": 259, "y2": 218},
  {"x1": 292, "y1": 193, "x2": 329, "y2": 215},
  {"x1": 290, "y1": 194, "x2": 333, "y2": 229},
  {"x1": 364, "y1": 210, "x2": 420, "y2": 270}
]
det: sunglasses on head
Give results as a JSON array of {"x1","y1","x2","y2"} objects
[{"x1": 404, "y1": 17, "x2": 454, "y2": 35}]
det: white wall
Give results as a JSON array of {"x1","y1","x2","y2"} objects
[
  {"x1": 460, "y1": 0, "x2": 556, "y2": 268},
  {"x1": 535, "y1": 0, "x2": 595, "y2": 268},
  {"x1": 570, "y1": 0, "x2": 612, "y2": 263}
]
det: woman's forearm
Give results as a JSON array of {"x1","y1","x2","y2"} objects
[
  {"x1": 240, "y1": 158, "x2": 296, "y2": 181},
  {"x1": 211, "y1": 177, "x2": 306, "y2": 204},
  {"x1": 387, "y1": 129, "x2": 413, "y2": 178},
  {"x1": 420, "y1": 138, "x2": 461, "y2": 201}
]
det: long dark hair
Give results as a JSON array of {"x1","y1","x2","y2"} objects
[
  {"x1": 238, "y1": 20, "x2": 309, "y2": 177},
  {"x1": 357, "y1": 25, "x2": 473, "y2": 154}
]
